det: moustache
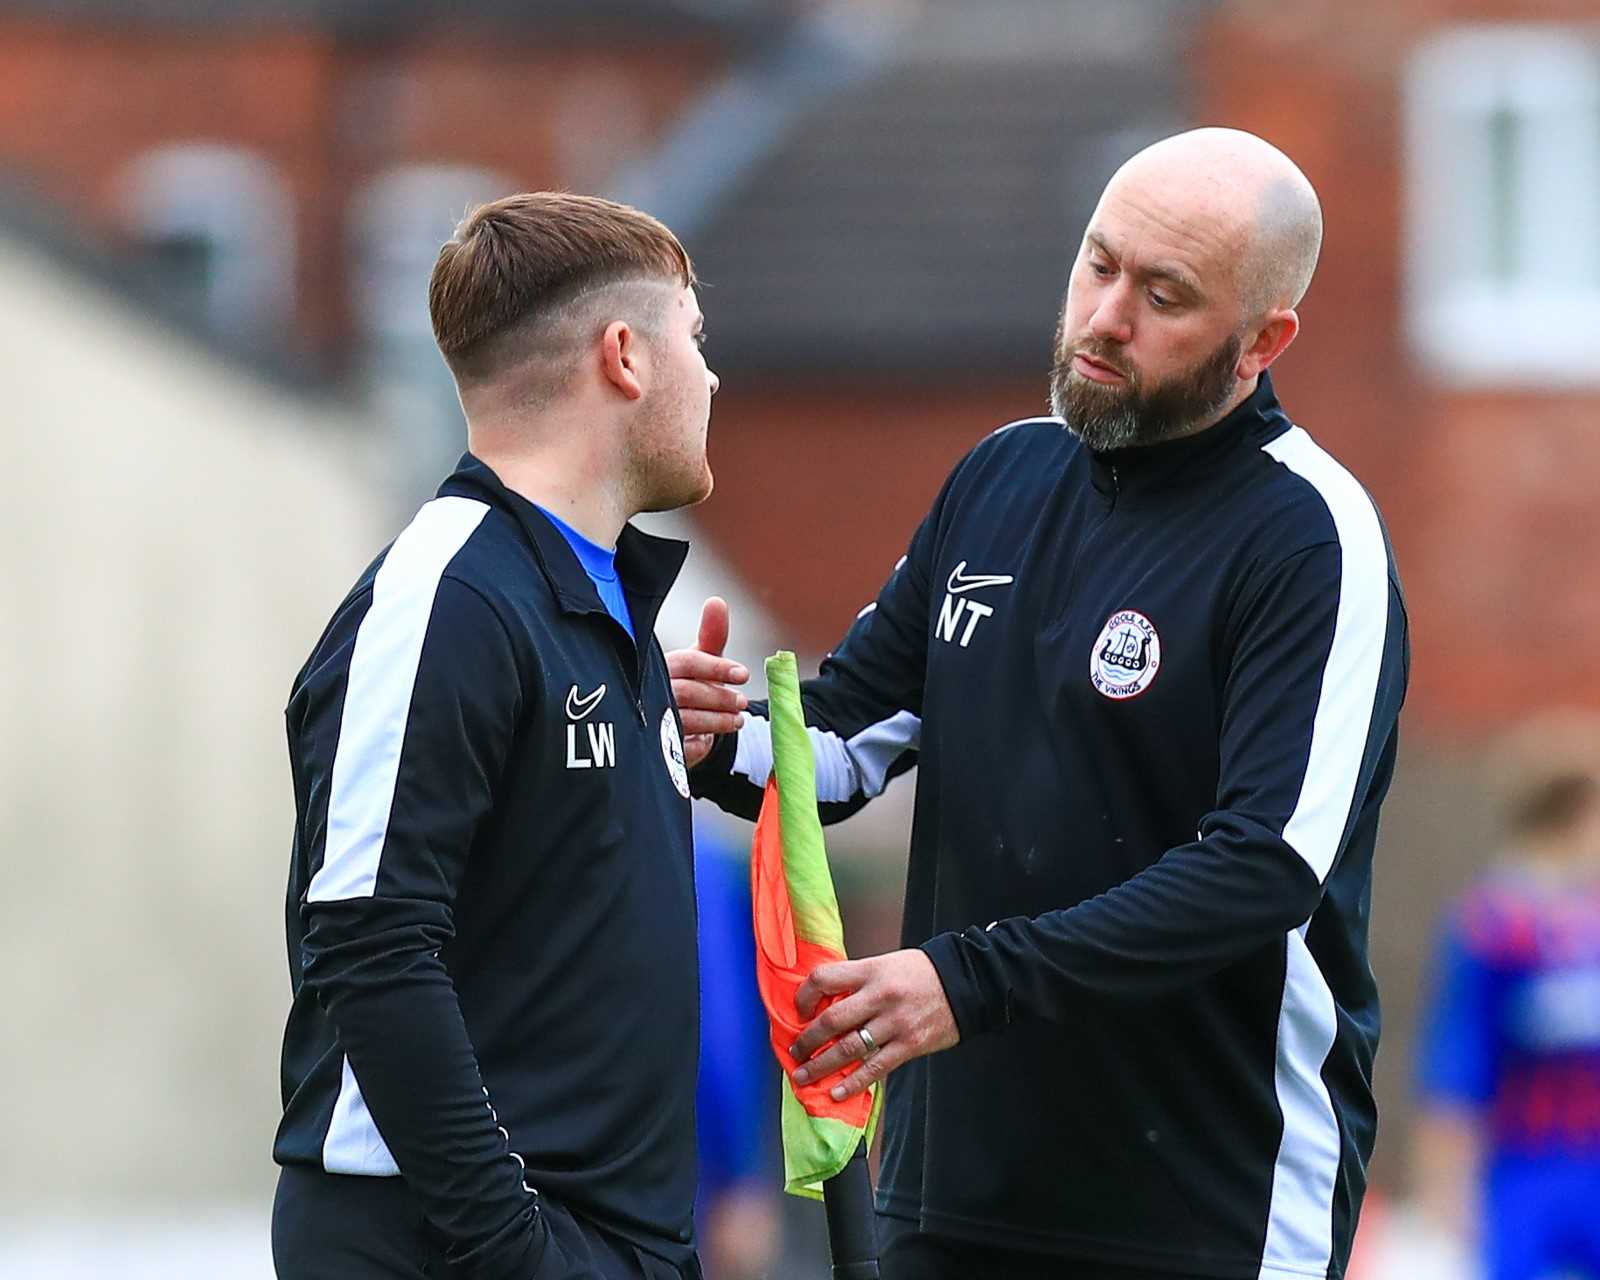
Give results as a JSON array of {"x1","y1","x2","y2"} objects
[{"x1": 1062, "y1": 343, "x2": 1133, "y2": 380}]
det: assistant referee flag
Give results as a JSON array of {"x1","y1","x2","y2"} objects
[{"x1": 751, "y1": 651, "x2": 880, "y2": 1197}]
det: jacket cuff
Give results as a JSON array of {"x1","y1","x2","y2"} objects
[
  {"x1": 451, "y1": 1195, "x2": 543, "y2": 1279},
  {"x1": 688, "y1": 729, "x2": 738, "y2": 796},
  {"x1": 919, "y1": 928, "x2": 1012, "y2": 1040}
]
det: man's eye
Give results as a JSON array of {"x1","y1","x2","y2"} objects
[
  {"x1": 1090, "y1": 261, "x2": 1113, "y2": 277},
  {"x1": 1148, "y1": 292, "x2": 1173, "y2": 309},
  {"x1": 694, "y1": 332, "x2": 708, "y2": 349}
]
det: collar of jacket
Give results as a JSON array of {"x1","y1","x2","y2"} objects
[
  {"x1": 1086, "y1": 369, "x2": 1293, "y2": 496},
  {"x1": 438, "y1": 452, "x2": 690, "y2": 626}
]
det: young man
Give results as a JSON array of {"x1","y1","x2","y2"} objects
[
  {"x1": 673, "y1": 129, "x2": 1410, "y2": 1279},
  {"x1": 272, "y1": 193, "x2": 726, "y2": 1280}
]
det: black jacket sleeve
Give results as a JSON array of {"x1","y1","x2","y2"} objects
[
  {"x1": 298, "y1": 577, "x2": 541, "y2": 1279},
  {"x1": 923, "y1": 542, "x2": 1409, "y2": 1030},
  {"x1": 691, "y1": 472, "x2": 948, "y2": 823}
]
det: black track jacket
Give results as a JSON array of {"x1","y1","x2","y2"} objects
[
  {"x1": 693, "y1": 375, "x2": 1409, "y2": 1279},
  {"x1": 274, "y1": 455, "x2": 700, "y2": 1278}
]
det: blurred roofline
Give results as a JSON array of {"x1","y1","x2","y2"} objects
[
  {"x1": 0, "y1": 0, "x2": 791, "y2": 42},
  {"x1": 0, "y1": 179, "x2": 339, "y2": 398}
]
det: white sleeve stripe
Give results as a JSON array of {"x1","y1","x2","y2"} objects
[
  {"x1": 730, "y1": 717, "x2": 773, "y2": 788},
  {"x1": 321, "y1": 1054, "x2": 400, "y2": 1175},
  {"x1": 844, "y1": 711, "x2": 921, "y2": 795},
  {"x1": 308, "y1": 496, "x2": 490, "y2": 904},
  {"x1": 1261, "y1": 427, "x2": 1390, "y2": 884},
  {"x1": 1257, "y1": 924, "x2": 1340, "y2": 1274},
  {"x1": 731, "y1": 710, "x2": 921, "y2": 804}
]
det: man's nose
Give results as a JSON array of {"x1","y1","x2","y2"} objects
[
  {"x1": 1087, "y1": 289, "x2": 1134, "y2": 345},
  {"x1": 708, "y1": 369, "x2": 721, "y2": 396}
]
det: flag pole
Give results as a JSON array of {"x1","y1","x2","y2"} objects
[{"x1": 822, "y1": 1141, "x2": 879, "y2": 1279}]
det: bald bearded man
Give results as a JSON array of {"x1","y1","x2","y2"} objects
[{"x1": 674, "y1": 130, "x2": 1409, "y2": 1279}]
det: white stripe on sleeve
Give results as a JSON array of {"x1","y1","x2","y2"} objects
[
  {"x1": 308, "y1": 496, "x2": 490, "y2": 904},
  {"x1": 1257, "y1": 924, "x2": 1341, "y2": 1278},
  {"x1": 1261, "y1": 428, "x2": 1390, "y2": 884},
  {"x1": 732, "y1": 710, "x2": 920, "y2": 804},
  {"x1": 322, "y1": 1054, "x2": 401, "y2": 1175}
]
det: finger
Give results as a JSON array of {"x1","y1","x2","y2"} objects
[
  {"x1": 667, "y1": 649, "x2": 750, "y2": 685},
  {"x1": 698, "y1": 597, "x2": 731, "y2": 657},
  {"x1": 794, "y1": 960, "x2": 864, "y2": 1021},
  {"x1": 826, "y1": 1043, "x2": 898, "y2": 1103},
  {"x1": 791, "y1": 990, "x2": 874, "y2": 1063},
  {"x1": 679, "y1": 711, "x2": 745, "y2": 739},
  {"x1": 791, "y1": 1027, "x2": 883, "y2": 1086},
  {"x1": 684, "y1": 735, "x2": 716, "y2": 769},
  {"x1": 670, "y1": 679, "x2": 749, "y2": 715}
]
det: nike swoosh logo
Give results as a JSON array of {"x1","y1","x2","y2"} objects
[
  {"x1": 946, "y1": 561, "x2": 1015, "y2": 595},
  {"x1": 565, "y1": 683, "x2": 607, "y2": 721}
]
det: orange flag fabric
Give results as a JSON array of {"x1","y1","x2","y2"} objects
[{"x1": 751, "y1": 651, "x2": 879, "y2": 1197}]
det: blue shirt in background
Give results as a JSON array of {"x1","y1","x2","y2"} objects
[
  {"x1": 1418, "y1": 867, "x2": 1600, "y2": 1280},
  {"x1": 1418, "y1": 869, "x2": 1600, "y2": 1156},
  {"x1": 693, "y1": 819, "x2": 774, "y2": 1202}
]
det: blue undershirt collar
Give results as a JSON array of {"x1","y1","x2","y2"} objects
[{"x1": 534, "y1": 505, "x2": 635, "y2": 641}]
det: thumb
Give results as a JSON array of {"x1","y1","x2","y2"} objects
[{"x1": 698, "y1": 596, "x2": 730, "y2": 658}]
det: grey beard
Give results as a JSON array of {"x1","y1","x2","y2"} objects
[
  {"x1": 1049, "y1": 378, "x2": 1147, "y2": 451},
  {"x1": 1048, "y1": 331, "x2": 1245, "y2": 453}
]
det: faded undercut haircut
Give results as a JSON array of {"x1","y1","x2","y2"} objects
[{"x1": 428, "y1": 192, "x2": 695, "y2": 394}]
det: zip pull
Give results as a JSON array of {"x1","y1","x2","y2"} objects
[{"x1": 635, "y1": 697, "x2": 646, "y2": 726}]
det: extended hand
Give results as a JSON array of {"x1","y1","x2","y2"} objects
[
  {"x1": 666, "y1": 596, "x2": 749, "y2": 768},
  {"x1": 788, "y1": 949, "x2": 960, "y2": 1102}
]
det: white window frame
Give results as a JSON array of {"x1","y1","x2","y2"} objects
[
  {"x1": 117, "y1": 143, "x2": 295, "y2": 342},
  {"x1": 350, "y1": 164, "x2": 514, "y2": 346},
  {"x1": 1404, "y1": 26, "x2": 1600, "y2": 386}
]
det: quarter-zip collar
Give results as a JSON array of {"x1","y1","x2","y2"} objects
[
  {"x1": 438, "y1": 452, "x2": 689, "y2": 646},
  {"x1": 1085, "y1": 371, "x2": 1293, "y2": 499}
]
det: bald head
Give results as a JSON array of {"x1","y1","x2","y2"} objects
[
  {"x1": 1053, "y1": 129, "x2": 1322, "y2": 448},
  {"x1": 1105, "y1": 128, "x2": 1323, "y2": 320}
]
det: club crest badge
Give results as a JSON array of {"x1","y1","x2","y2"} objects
[
  {"x1": 660, "y1": 709, "x2": 691, "y2": 798},
  {"x1": 1090, "y1": 609, "x2": 1161, "y2": 700}
]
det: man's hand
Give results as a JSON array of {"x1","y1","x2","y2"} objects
[
  {"x1": 666, "y1": 596, "x2": 750, "y2": 768},
  {"x1": 788, "y1": 949, "x2": 960, "y2": 1102}
]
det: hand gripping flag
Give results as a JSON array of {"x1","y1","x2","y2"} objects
[{"x1": 752, "y1": 651, "x2": 881, "y2": 1199}]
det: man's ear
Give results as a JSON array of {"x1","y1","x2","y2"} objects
[
  {"x1": 1238, "y1": 308, "x2": 1299, "y2": 380},
  {"x1": 601, "y1": 321, "x2": 646, "y2": 402}
]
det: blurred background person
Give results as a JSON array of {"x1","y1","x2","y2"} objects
[
  {"x1": 1413, "y1": 712, "x2": 1600, "y2": 1280},
  {"x1": 6, "y1": 2, "x2": 1600, "y2": 1275}
]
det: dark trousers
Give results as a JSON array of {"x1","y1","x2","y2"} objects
[
  {"x1": 876, "y1": 1212, "x2": 1217, "y2": 1280},
  {"x1": 272, "y1": 1164, "x2": 696, "y2": 1280}
]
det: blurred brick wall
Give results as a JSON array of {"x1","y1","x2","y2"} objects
[
  {"x1": 1194, "y1": 2, "x2": 1600, "y2": 735},
  {"x1": 1196, "y1": 0, "x2": 1600, "y2": 1197},
  {"x1": 0, "y1": 16, "x2": 725, "y2": 360},
  {"x1": 696, "y1": 378, "x2": 1048, "y2": 656}
]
